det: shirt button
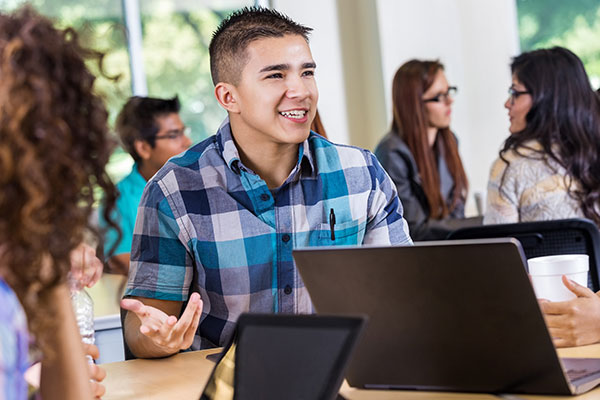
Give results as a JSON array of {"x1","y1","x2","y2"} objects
[
  {"x1": 284, "y1": 285, "x2": 292, "y2": 295},
  {"x1": 282, "y1": 234, "x2": 291, "y2": 243},
  {"x1": 260, "y1": 193, "x2": 269, "y2": 201}
]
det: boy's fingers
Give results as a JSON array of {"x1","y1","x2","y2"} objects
[
  {"x1": 140, "y1": 322, "x2": 167, "y2": 339},
  {"x1": 182, "y1": 303, "x2": 202, "y2": 348},
  {"x1": 121, "y1": 298, "x2": 144, "y2": 314},
  {"x1": 174, "y1": 293, "x2": 201, "y2": 333}
]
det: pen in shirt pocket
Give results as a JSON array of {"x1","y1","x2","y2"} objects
[{"x1": 329, "y1": 208, "x2": 336, "y2": 241}]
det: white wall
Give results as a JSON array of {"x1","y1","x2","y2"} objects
[
  {"x1": 272, "y1": 0, "x2": 520, "y2": 215},
  {"x1": 272, "y1": 0, "x2": 350, "y2": 144},
  {"x1": 377, "y1": 0, "x2": 520, "y2": 214}
]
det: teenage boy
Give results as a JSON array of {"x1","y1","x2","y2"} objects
[
  {"x1": 121, "y1": 7, "x2": 412, "y2": 358},
  {"x1": 101, "y1": 96, "x2": 192, "y2": 273}
]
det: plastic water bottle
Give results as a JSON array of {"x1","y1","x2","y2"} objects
[{"x1": 70, "y1": 278, "x2": 95, "y2": 364}]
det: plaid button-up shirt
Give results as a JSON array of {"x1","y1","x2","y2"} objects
[{"x1": 126, "y1": 118, "x2": 412, "y2": 349}]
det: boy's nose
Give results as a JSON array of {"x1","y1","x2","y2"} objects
[{"x1": 286, "y1": 77, "x2": 310, "y2": 99}]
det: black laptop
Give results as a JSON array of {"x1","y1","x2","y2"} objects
[
  {"x1": 293, "y1": 238, "x2": 600, "y2": 396},
  {"x1": 200, "y1": 313, "x2": 366, "y2": 400}
]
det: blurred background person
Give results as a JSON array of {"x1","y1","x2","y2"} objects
[
  {"x1": 485, "y1": 47, "x2": 600, "y2": 226},
  {"x1": 375, "y1": 59, "x2": 477, "y2": 241},
  {"x1": 486, "y1": 47, "x2": 600, "y2": 349},
  {"x1": 100, "y1": 96, "x2": 192, "y2": 274},
  {"x1": 0, "y1": 6, "x2": 119, "y2": 399}
]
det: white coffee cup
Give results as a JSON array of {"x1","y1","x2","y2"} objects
[{"x1": 527, "y1": 254, "x2": 589, "y2": 302}]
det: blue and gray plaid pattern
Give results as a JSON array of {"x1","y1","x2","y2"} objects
[{"x1": 126, "y1": 118, "x2": 412, "y2": 349}]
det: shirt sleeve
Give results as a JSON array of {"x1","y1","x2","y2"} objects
[
  {"x1": 125, "y1": 178, "x2": 194, "y2": 301},
  {"x1": 101, "y1": 194, "x2": 134, "y2": 259},
  {"x1": 484, "y1": 156, "x2": 520, "y2": 225},
  {"x1": 378, "y1": 146, "x2": 434, "y2": 239},
  {"x1": 0, "y1": 281, "x2": 30, "y2": 400},
  {"x1": 363, "y1": 152, "x2": 413, "y2": 245}
]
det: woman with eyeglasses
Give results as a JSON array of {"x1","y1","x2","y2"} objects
[
  {"x1": 485, "y1": 47, "x2": 600, "y2": 226},
  {"x1": 375, "y1": 59, "x2": 475, "y2": 241},
  {"x1": 487, "y1": 47, "x2": 600, "y2": 349}
]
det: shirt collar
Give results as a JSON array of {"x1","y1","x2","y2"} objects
[
  {"x1": 132, "y1": 162, "x2": 149, "y2": 184},
  {"x1": 216, "y1": 117, "x2": 315, "y2": 176}
]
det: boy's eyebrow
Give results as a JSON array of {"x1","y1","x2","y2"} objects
[
  {"x1": 258, "y1": 62, "x2": 317, "y2": 73},
  {"x1": 259, "y1": 64, "x2": 289, "y2": 73}
]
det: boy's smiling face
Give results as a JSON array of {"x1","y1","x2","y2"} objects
[{"x1": 224, "y1": 34, "x2": 318, "y2": 147}]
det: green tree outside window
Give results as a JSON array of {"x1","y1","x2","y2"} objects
[
  {"x1": 0, "y1": 0, "x2": 249, "y2": 182},
  {"x1": 517, "y1": 0, "x2": 600, "y2": 88}
]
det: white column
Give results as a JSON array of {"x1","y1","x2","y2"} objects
[{"x1": 122, "y1": 0, "x2": 147, "y2": 96}]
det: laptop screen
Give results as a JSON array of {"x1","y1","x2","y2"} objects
[
  {"x1": 293, "y1": 239, "x2": 576, "y2": 395},
  {"x1": 200, "y1": 314, "x2": 366, "y2": 400}
]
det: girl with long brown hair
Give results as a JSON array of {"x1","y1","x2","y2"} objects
[
  {"x1": 375, "y1": 59, "x2": 473, "y2": 240},
  {"x1": 0, "y1": 7, "x2": 119, "y2": 399}
]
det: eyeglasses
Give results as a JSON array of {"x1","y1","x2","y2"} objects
[
  {"x1": 508, "y1": 86, "x2": 530, "y2": 105},
  {"x1": 154, "y1": 126, "x2": 191, "y2": 140},
  {"x1": 423, "y1": 86, "x2": 457, "y2": 103}
]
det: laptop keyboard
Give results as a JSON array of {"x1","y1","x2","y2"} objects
[
  {"x1": 567, "y1": 368, "x2": 597, "y2": 381},
  {"x1": 562, "y1": 357, "x2": 600, "y2": 383}
]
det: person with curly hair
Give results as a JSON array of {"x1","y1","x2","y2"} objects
[
  {"x1": 0, "y1": 6, "x2": 119, "y2": 399},
  {"x1": 484, "y1": 47, "x2": 600, "y2": 348},
  {"x1": 485, "y1": 47, "x2": 600, "y2": 225}
]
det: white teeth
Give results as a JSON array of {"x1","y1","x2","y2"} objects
[{"x1": 279, "y1": 110, "x2": 307, "y2": 119}]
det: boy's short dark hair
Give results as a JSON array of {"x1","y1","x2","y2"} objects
[
  {"x1": 116, "y1": 96, "x2": 180, "y2": 162},
  {"x1": 209, "y1": 6, "x2": 312, "y2": 86}
]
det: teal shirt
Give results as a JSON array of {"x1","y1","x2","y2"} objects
[{"x1": 101, "y1": 163, "x2": 147, "y2": 258}]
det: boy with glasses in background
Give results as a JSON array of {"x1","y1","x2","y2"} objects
[{"x1": 101, "y1": 96, "x2": 192, "y2": 274}]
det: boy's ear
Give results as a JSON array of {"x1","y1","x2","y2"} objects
[
  {"x1": 214, "y1": 82, "x2": 240, "y2": 113},
  {"x1": 133, "y1": 139, "x2": 152, "y2": 161}
]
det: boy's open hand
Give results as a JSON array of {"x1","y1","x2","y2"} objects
[{"x1": 121, "y1": 292, "x2": 202, "y2": 353}]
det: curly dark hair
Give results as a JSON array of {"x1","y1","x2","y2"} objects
[
  {"x1": 0, "y1": 7, "x2": 119, "y2": 355},
  {"x1": 501, "y1": 47, "x2": 600, "y2": 225}
]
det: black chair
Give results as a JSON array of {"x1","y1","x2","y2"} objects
[{"x1": 447, "y1": 218, "x2": 600, "y2": 292}]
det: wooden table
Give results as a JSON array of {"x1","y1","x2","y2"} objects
[{"x1": 101, "y1": 344, "x2": 600, "y2": 400}]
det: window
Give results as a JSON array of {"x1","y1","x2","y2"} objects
[
  {"x1": 139, "y1": 1, "x2": 240, "y2": 141},
  {"x1": 0, "y1": 0, "x2": 251, "y2": 180},
  {"x1": 517, "y1": 0, "x2": 600, "y2": 88}
]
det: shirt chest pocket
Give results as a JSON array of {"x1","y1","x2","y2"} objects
[{"x1": 314, "y1": 219, "x2": 366, "y2": 246}]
